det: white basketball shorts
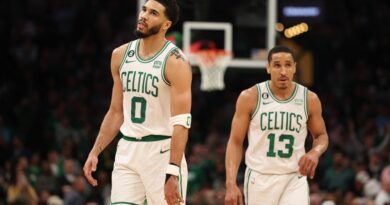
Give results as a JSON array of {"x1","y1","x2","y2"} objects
[
  {"x1": 111, "y1": 137, "x2": 187, "y2": 205},
  {"x1": 244, "y1": 167, "x2": 309, "y2": 205}
]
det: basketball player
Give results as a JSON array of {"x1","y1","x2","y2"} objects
[
  {"x1": 225, "y1": 46, "x2": 329, "y2": 205},
  {"x1": 83, "y1": 1, "x2": 191, "y2": 205}
]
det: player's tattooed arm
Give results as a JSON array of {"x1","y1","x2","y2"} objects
[{"x1": 170, "y1": 49, "x2": 186, "y2": 62}]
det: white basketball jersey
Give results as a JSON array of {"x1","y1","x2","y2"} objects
[
  {"x1": 119, "y1": 39, "x2": 181, "y2": 138},
  {"x1": 246, "y1": 81, "x2": 308, "y2": 174}
]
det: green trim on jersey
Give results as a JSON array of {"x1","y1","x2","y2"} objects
[
  {"x1": 307, "y1": 181, "x2": 310, "y2": 205},
  {"x1": 119, "y1": 41, "x2": 133, "y2": 73},
  {"x1": 179, "y1": 167, "x2": 183, "y2": 197},
  {"x1": 135, "y1": 39, "x2": 171, "y2": 63},
  {"x1": 265, "y1": 81, "x2": 298, "y2": 103},
  {"x1": 251, "y1": 84, "x2": 262, "y2": 119},
  {"x1": 119, "y1": 132, "x2": 171, "y2": 142},
  {"x1": 111, "y1": 202, "x2": 138, "y2": 205},
  {"x1": 161, "y1": 47, "x2": 178, "y2": 85},
  {"x1": 245, "y1": 168, "x2": 252, "y2": 205},
  {"x1": 304, "y1": 87, "x2": 308, "y2": 118}
]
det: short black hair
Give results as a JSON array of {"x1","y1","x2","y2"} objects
[
  {"x1": 267, "y1": 45, "x2": 296, "y2": 62},
  {"x1": 151, "y1": 0, "x2": 180, "y2": 25}
]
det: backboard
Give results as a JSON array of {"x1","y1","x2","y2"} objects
[{"x1": 137, "y1": 0, "x2": 277, "y2": 69}]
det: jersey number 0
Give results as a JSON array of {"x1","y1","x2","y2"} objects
[{"x1": 131, "y1": 97, "x2": 146, "y2": 123}]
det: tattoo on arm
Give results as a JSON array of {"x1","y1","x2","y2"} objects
[{"x1": 170, "y1": 49, "x2": 186, "y2": 62}]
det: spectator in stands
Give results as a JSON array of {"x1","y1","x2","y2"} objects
[
  {"x1": 7, "y1": 157, "x2": 38, "y2": 205},
  {"x1": 375, "y1": 166, "x2": 390, "y2": 205}
]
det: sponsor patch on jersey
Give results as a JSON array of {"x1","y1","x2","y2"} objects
[
  {"x1": 262, "y1": 92, "x2": 269, "y2": 99},
  {"x1": 294, "y1": 99, "x2": 304, "y2": 105},
  {"x1": 153, "y1": 61, "x2": 162, "y2": 69}
]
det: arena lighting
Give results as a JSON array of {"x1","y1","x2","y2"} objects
[
  {"x1": 284, "y1": 23, "x2": 309, "y2": 38},
  {"x1": 279, "y1": 0, "x2": 324, "y2": 24},
  {"x1": 283, "y1": 6, "x2": 321, "y2": 17},
  {"x1": 275, "y1": 23, "x2": 285, "y2": 32}
]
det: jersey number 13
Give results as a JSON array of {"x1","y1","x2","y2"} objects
[{"x1": 266, "y1": 133, "x2": 294, "y2": 158}]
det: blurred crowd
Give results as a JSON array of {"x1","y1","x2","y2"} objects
[{"x1": 0, "y1": 0, "x2": 389, "y2": 205}]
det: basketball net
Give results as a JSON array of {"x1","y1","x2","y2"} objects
[{"x1": 193, "y1": 49, "x2": 232, "y2": 91}]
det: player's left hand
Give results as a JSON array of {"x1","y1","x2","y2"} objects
[
  {"x1": 164, "y1": 175, "x2": 183, "y2": 205},
  {"x1": 298, "y1": 150, "x2": 320, "y2": 179},
  {"x1": 83, "y1": 154, "x2": 98, "y2": 186}
]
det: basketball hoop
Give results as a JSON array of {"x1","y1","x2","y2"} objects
[{"x1": 192, "y1": 49, "x2": 232, "y2": 91}]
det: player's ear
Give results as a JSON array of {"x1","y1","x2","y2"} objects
[
  {"x1": 293, "y1": 62, "x2": 297, "y2": 74},
  {"x1": 266, "y1": 63, "x2": 271, "y2": 74},
  {"x1": 162, "y1": 20, "x2": 172, "y2": 31}
]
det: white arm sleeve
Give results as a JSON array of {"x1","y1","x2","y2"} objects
[{"x1": 170, "y1": 113, "x2": 191, "y2": 129}]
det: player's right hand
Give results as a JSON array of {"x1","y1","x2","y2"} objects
[
  {"x1": 298, "y1": 149, "x2": 320, "y2": 179},
  {"x1": 164, "y1": 175, "x2": 183, "y2": 205},
  {"x1": 83, "y1": 154, "x2": 98, "y2": 186},
  {"x1": 225, "y1": 184, "x2": 244, "y2": 205}
]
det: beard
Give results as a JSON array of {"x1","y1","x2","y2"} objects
[
  {"x1": 134, "y1": 23, "x2": 162, "y2": 38},
  {"x1": 276, "y1": 81, "x2": 288, "y2": 90}
]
